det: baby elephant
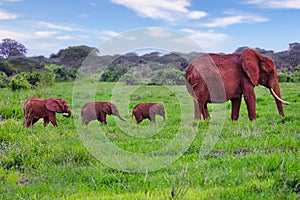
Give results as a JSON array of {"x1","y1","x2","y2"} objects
[
  {"x1": 132, "y1": 102, "x2": 166, "y2": 123},
  {"x1": 81, "y1": 102, "x2": 125, "y2": 125},
  {"x1": 23, "y1": 97, "x2": 72, "y2": 128}
]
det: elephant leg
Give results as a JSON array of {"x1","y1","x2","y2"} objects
[
  {"x1": 82, "y1": 119, "x2": 89, "y2": 125},
  {"x1": 193, "y1": 100, "x2": 201, "y2": 120},
  {"x1": 26, "y1": 117, "x2": 34, "y2": 128},
  {"x1": 231, "y1": 97, "x2": 242, "y2": 120},
  {"x1": 50, "y1": 119, "x2": 58, "y2": 127},
  {"x1": 32, "y1": 118, "x2": 39, "y2": 125},
  {"x1": 202, "y1": 104, "x2": 210, "y2": 120},
  {"x1": 99, "y1": 114, "x2": 107, "y2": 124},
  {"x1": 136, "y1": 118, "x2": 143, "y2": 124},
  {"x1": 134, "y1": 113, "x2": 143, "y2": 124},
  {"x1": 46, "y1": 112, "x2": 58, "y2": 127},
  {"x1": 43, "y1": 118, "x2": 50, "y2": 126},
  {"x1": 149, "y1": 113, "x2": 156, "y2": 123},
  {"x1": 243, "y1": 88, "x2": 256, "y2": 120}
]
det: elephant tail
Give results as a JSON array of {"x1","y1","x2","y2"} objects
[{"x1": 131, "y1": 109, "x2": 136, "y2": 122}]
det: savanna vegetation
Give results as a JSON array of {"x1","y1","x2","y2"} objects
[
  {"x1": 0, "y1": 80, "x2": 299, "y2": 199},
  {"x1": 0, "y1": 39, "x2": 300, "y2": 92},
  {"x1": 0, "y1": 38, "x2": 299, "y2": 199}
]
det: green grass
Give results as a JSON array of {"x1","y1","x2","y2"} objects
[{"x1": 0, "y1": 82, "x2": 299, "y2": 199}]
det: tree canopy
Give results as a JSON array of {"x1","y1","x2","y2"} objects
[
  {"x1": 50, "y1": 45, "x2": 98, "y2": 69},
  {"x1": 0, "y1": 38, "x2": 299, "y2": 88},
  {"x1": 0, "y1": 38, "x2": 27, "y2": 58}
]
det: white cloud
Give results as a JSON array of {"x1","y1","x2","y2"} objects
[
  {"x1": 35, "y1": 31, "x2": 57, "y2": 37},
  {"x1": 0, "y1": 10, "x2": 17, "y2": 20},
  {"x1": 78, "y1": 14, "x2": 89, "y2": 18},
  {"x1": 244, "y1": 0, "x2": 300, "y2": 9},
  {"x1": 181, "y1": 29, "x2": 228, "y2": 41},
  {"x1": 110, "y1": 0, "x2": 207, "y2": 22},
  {"x1": 26, "y1": 42, "x2": 63, "y2": 56},
  {"x1": 99, "y1": 30, "x2": 119, "y2": 37},
  {"x1": 37, "y1": 21, "x2": 85, "y2": 32},
  {"x1": 0, "y1": 0, "x2": 22, "y2": 2},
  {"x1": 97, "y1": 29, "x2": 137, "y2": 42},
  {"x1": 0, "y1": 29, "x2": 31, "y2": 40},
  {"x1": 47, "y1": 33, "x2": 90, "y2": 41},
  {"x1": 145, "y1": 27, "x2": 172, "y2": 37},
  {"x1": 89, "y1": 2, "x2": 96, "y2": 7},
  {"x1": 57, "y1": 35, "x2": 73, "y2": 40},
  {"x1": 0, "y1": 0, "x2": 22, "y2": 5},
  {"x1": 201, "y1": 13, "x2": 269, "y2": 28},
  {"x1": 180, "y1": 29, "x2": 229, "y2": 52},
  {"x1": 188, "y1": 11, "x2": 207, "y2": 19}
]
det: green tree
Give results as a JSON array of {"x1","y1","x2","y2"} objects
[
  {"x1": 100, "y1": 66, "x2": 129, "y2": 82},
  {"x1": 121, "y1": 74, "x2": 141, "y2": 85},
  {"x1": 50, "y1": 45, "x2": 98, "y2": 68},
  {"x1": 0, "y1": 59, "x2": 14, "y2": 76},
  {"x1": 0, "y1": 72, "x2": 9, "y2": 88},
  {"x1": 9, "y1": 74, "x2": 31, "y2": 91},
  {"x1": 6, "y1": 56, "x2": 45, "y2": 74},
  {"x1": 277, "y1": 72, "x2": 294, "y2": 82},
  {"x1": 0, "y1": 38, "x2": 27, "y2": 58},
  {"x1": 8, "y1": 71, "x2": 55, "y2": 91},
  {"x1": 46, "y1": 64, "x2": 77, "y2": 82},
  {"x1": 150, "y1": 69, "x2": 185, "y2": 85},
  {"x1": 293, "y1": 65, "x2": 300, "y2": 82}
]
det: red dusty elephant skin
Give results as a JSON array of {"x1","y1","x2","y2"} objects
[
  {"x1": 132, "y1": 102, "x2": 166, "y2": 123},
  {"x1": 23, "y1": 97, "x2": 72, "y2": 128},
  {"x1": 185, "y1": 48, "x2": 289, "y2": 120},
  {"x1": 81, "y1": 102, "x2": 125, "y2": 125}
]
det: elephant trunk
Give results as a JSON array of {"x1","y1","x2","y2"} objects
[
  {"x1": 112, "y1": 110, "x2": 126, "y2": 121},
  {"x1": 63, "y1": 110, "x2": 72, "y2": 118},
  {"x1": 269, "y1": 80, "x2": 289, "y2": 117},
  {"x1": 111, "y1": 104, "x2": 126, "y2": 122},
  {"x1": 116, "y1": 114, "x2": 126, "y2": 122}
]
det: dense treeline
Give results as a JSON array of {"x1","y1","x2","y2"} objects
[{"x1": 0, "y1": 38, "x2": 299, "y2": 90}]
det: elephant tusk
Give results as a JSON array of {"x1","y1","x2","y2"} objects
[
  {"x1": 63, "y1": 112, "x2": 72, "y2": 118},
  {"x1": 270, "y1": 88, "x2": 290, "y2": 105}
]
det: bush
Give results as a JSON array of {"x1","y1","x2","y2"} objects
[
  {"x1": 53, "y1": 68, "x2": 77, "y2": 82},
  {"x1": 7, "y1": 71, "x2": 54, "y2": 91},
  {"x1": 39, "y1": 70, "x2": 55, "y2": 86},
  {"x1": 0, "y1": 105, "x2": 23, "y2": 119},
  {"x1": 121, "y1": 74, "x2": 141, "y2": 85},
  {"x1": 46, "y1": 64, "x2": 77, "y2": 82},
  {"x1": 100, "y1": 66, "x2": 128, "y2": 82},
  {"x1": 150, "y1": 69, "x2": 185, "y2": 85},
  {"x1": 0, "y1": 72, "x2": 9, "y2": 88},
  {"x1": 292, "y1": 65, "x2": 300, "y2": 82},
  {"x1": 20, "y1": 71, "x2": 41, "y2": 87},
  {"x1": 278, "y1": 73, "x2": 294, "y2": 82},
  {"x1": 8, "y1": 75, "x2": 31, "y2": 91}
]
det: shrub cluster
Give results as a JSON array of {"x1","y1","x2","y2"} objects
[
  {"x1": 0, "y1": 105, "x2": 23, "y2": 119},
  {"x1": 8, "y1": 71, "x2": 55, "y2": 91},
  {"x1": 278, "y1": 66, "x2": 300, "y2": 82},
  {"x1": 150, "y1": 69, "x2": 185, "y2": 85}
]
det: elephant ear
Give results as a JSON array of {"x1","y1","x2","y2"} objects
[
  {"x1": 240, "y1": 48, "x2": 261, "y2": 86},
  {"x1": 102, "y1": 103, "x2": 112, "y2": 114},
  {"x1": 46, "y1": 98, "x2": 63, "y2": 113}
]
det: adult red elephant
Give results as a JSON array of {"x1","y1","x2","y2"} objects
[
  {"x1": 132, "y1": 103, "x2": 166, "y2": 123},
  {"x1": 185, "y1": 48, "x2": 289, "y2": 120},
  {"x1": 23, "y1": 97, "x2": 72, "y2": 128},
  {"x1": 81, "y1": 102, "x2": 125, "y2": 125}
]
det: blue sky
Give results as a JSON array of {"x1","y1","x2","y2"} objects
[{"x1": 0, "y1": 0, "x2": 299, "y2": 56}]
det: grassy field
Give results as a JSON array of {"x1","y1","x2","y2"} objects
[{"x1": 0, "y1": 81, "x2": 299, "y2": 199}]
